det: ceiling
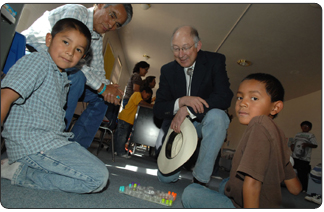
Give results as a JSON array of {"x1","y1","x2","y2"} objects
[{"x1": 116, "y1": 3, "x2": 322, "y2": 115}]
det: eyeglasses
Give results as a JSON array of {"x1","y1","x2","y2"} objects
[
  {"x1": 171, "y1": 43, "x2": 195, "y2": 53},
  {"x1": 108, "y1": 9, "x2": 122, "y2": 29}
]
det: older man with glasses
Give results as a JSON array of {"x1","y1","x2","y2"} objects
[
  {"x1": 153, "y1": 25, "x2": 233, "y2": 186},
  {"x1": 22, "y1": 4, "x2": 133, "y2": 149}
]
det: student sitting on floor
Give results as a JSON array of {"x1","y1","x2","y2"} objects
[
  {"x1": 1, "y1": 18, "x2": 109, "y2": 193},
  {"x1": 182, "y1": 73, "x2": 302, "y2": 208},
  {"x1": 115, "y1": 86, "x2": 153, "y2": 158}
]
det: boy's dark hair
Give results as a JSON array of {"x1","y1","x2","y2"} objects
[
  {"x1": 301, "y1": 121, "x2": 312, "y2": 130},
  {"x1": 140, "y1": 86, "x2": 153, "y2": 95},
  {"x1": 243, "y1": 73, "x2": 285, "y2": 102},
  {"x1": 243, "y1": 73, "x2": 284, "y2": 118},
  {"x1": 133, "y1": 61, "x2": 150, "y2": 73},
  {"x1": 51, "y1": 18, "x2": 91, "y2": 54}
]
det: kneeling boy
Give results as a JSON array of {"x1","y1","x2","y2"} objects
[
  {"x1": 1, "y1": 18, "x2": 108, "y2": 193},
  {"x1": 182, "y1": 73, "x2": 302, "y2": 208}
]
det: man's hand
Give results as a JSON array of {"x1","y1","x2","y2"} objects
[
  {"x1": 101, "y1": 84, "x2": 123, "y2": 105},
  {"x1": 170, "y1": 106, "x2": 189, "y2": 133},
  {"x1": 179, "y1": 96, "x2": 209, "y2": 114}
]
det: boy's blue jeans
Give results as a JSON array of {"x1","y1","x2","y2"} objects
[
  {"x1": 65, "y1": 70, "x2": 108, "y2": 148},
  {"x1": 114, "y1": 119, "x2": 133, "y2": 155},
  {"x1": 157, "y1": 109, "x2": 230, "y2": 184},
  {"x1": 182, "y1": 177, "x2": 235, "y2": 208},
  {"x1": 12, "y1": 142, "x2": 109, "y2": 193}
]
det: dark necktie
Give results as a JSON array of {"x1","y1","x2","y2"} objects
[{"x1": 187, "y1": 67, "x2": 193, "y2": 95}]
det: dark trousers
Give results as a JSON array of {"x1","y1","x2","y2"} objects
[
  {"x1": 114, "y1": 119, "x2": 133, "y2": 155},
  {"x1": 293, "y1": 158, "x2": 311, "y2": 191}
]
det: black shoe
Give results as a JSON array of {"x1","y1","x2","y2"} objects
[
  {"x1": 193, "y1": 177, "x2": 207, "y2": 187},
  {"x1": 117, "y1": 153, "x2": 131, "y2": 159}
]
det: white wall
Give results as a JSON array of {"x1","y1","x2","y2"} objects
[{"x1": 224, "y1": 90, "x2": 322, "y2": 168}]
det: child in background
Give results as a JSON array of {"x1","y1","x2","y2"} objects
[
  {"x1": 291, "y1": 121, "x2": 317, "y2": 192},
  {"x1": 1, "y1": 18, "x2": 109, "y2": 193},
  {"x1": 115, "y1": 86, "x2": 153, "y2": 158},
  {"x1": 182, "y1": 73, "x2": 301, "y2": 208},
  {"x1": 142, "y1": 76, "x2": 156, "y2": 103}
]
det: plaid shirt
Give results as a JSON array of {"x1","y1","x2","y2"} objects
[
  {"x1": 1, "y1": 51, "x2": 73, "y2": 163},
  {"x1": 21, "y1": 4, "x2": 110, "y2": 90}
]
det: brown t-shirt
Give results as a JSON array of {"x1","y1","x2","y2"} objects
[
  {"x1": 224, "y1": 115, "x2": 296, "y2": 208},
  {"x1": 124, "y1": 73, "x2": 143, "y2": 100}
]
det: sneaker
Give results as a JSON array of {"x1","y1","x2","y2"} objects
[
  {"x1": 305, "y1": 193, "x2": 316, "y2": 201},
  {"x1": 305, "y1": 193, "x2": 322, "y2": 205},
  {"x1": 311, "y1": 194, "x2": 322, "y2": 205},
  {"x1": 117, "y1": 153, "x2": 131, "y2": 159}
]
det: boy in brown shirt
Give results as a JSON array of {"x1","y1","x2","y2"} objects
[{"x1": 182, "y1": 73, "x2": 301, "y2": 208}]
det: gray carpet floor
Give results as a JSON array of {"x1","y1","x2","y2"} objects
[{"x1": 1, "y1": 141, "x2": 321, "y2": 209}]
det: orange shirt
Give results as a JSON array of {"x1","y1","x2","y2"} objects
[{"x1": 118, "y1": 92, "x2": 142, "y2": 125}]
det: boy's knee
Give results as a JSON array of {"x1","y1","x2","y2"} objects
[
  {"x1": 181, "y1": 187, "x2": 191, "y2": 207},
  {"x1": 97, "y1": 168, "x2": 109, "y2": 191},
  {"x1": 92, "y1": 166, "x2": 109, "y2": 193},
  {"x1": 182, "y1": 184, "x2": 201, "y2": 207}
]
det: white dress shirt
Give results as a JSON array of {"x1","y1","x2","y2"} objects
[{"x1": 173, "y1": 62, "x2": 197, "y2": 119}]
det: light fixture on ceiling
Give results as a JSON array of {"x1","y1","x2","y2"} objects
[
  {"x1": 237, "y1": 59, "x2": 252, "y2": 67},
  {"x1": 141, "y1": 4, "x2": 151, "y2": 10},
  {"x1": 143, "y1": 54, "x2": 150, "y2": 60}
]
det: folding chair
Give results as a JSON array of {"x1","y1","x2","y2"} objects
[{"x1": 95, "y1": 104, "x2": 120, "y2": 161}]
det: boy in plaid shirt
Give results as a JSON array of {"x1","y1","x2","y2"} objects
[{"x1": 1, "y1": 18, "x2": 108, "y2": 193}]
